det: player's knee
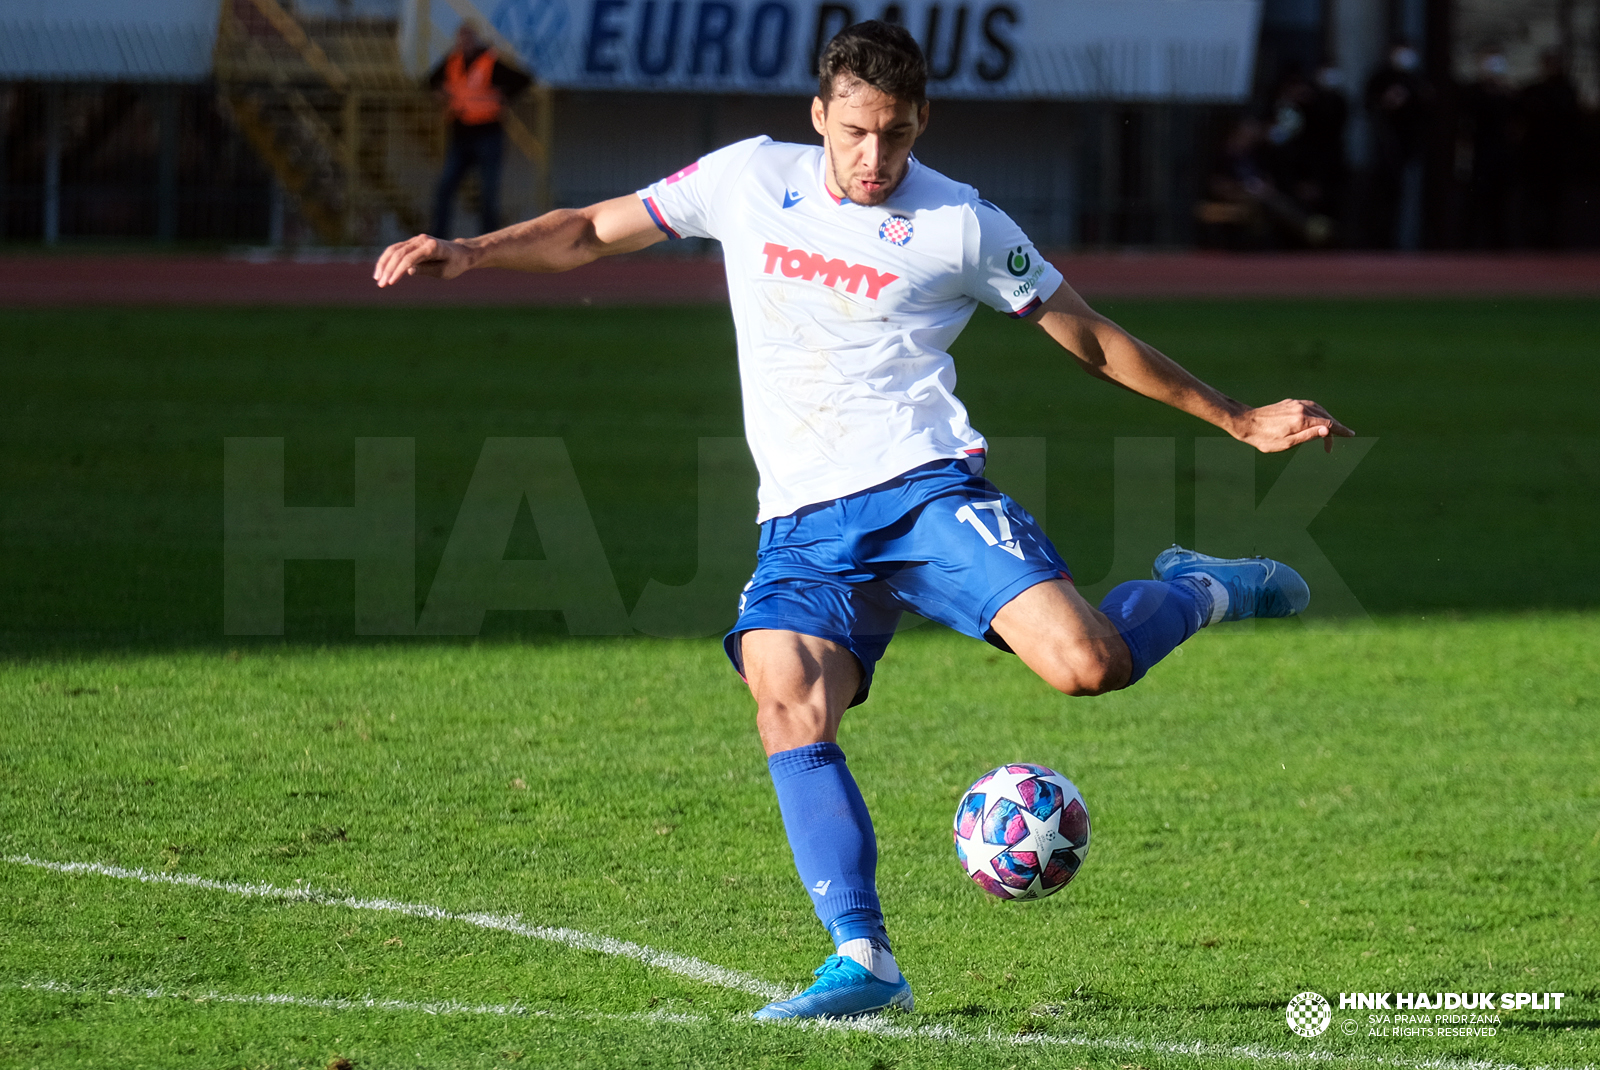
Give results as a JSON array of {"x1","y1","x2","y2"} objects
[
  {"x1": 1036, "y1": 640, "x2": 1128, "y2": 697},
  {"x1": 1042, "y1": 664, "x2": 1117, "y2": 697},
  {"x1": 755, "y1": 696, "x2": 830, "y2": 750}
]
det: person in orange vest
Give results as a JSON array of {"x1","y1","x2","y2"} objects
[{"x1": 428, "y1": 23, "x2": 531, "y2": 237}]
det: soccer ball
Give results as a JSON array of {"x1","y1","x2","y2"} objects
[{"x1": 953, "y1": 763, "x2": 1090, "y2": 900}]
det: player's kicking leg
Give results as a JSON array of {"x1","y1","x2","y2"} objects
[
  {"x1": 741, "y1": 628, "x2": 914, "y2": 1020},
  {"x1": 735, "y1": 544, "x2": 1307, "y2": 1022},
  {"x1": 992, "y1": 545, "x2": 1312, "y2": 695}
]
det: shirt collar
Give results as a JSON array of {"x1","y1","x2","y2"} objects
[{"x1": 816, "y1": 151, "x2": 851, "y2": 206}]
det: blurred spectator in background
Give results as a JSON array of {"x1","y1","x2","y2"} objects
[
  {"x1": 1262, "y1": 63, "x2": 1349, "y2": 240},
  {"x1": 1304, "y1": 65, "x2": 1351, "y2": 232},
  {"x1": 1261, "y1": 65, "x2": 1338, "y2": 244},
  {"x1": 1457, "y1": 48, "x2": 1518, "y2": 249},
  {"x1": 1264, "y1": 68, "x2": 1312, "y2": 191},
  {"x1": 1520, "y1": 49, "x2": 1580, "y2": 248},
  {"x1": 1365, "y1": 42, "x2": 1433, "y2": 248},
  {"x1": 429, "y1": 22, "x2": 531, "y2": 237},
  {"x1": 1199, "y1": 115, "x2": 1332, "y2": 247}
]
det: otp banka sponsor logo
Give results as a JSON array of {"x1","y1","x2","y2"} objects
[
  {"x1": 761, "y1": 242, "x2": 899, "y2": 300},
  {"x1": 1005, "y1": 245, "x2": 1046, "y2": 299}
]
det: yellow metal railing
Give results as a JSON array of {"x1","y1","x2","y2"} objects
[{"x1": 214, "y1": 0, "x2": 554, "y2": 245}]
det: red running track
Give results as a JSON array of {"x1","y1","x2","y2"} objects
[{"x1": 4, "y1": 251, "x2": 1600, "y2": 306}]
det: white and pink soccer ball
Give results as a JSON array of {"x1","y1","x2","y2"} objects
[{"x1": 954, "y1": 763, "x2": 1090, "y2": 900}]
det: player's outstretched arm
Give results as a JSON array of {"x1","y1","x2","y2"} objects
[
  {"x1": 373, "y1": 194, "x2": 665, "y2": 288},
  {"x1": 1031, "y1": 283, "x2": 1355, "y2": 453}
]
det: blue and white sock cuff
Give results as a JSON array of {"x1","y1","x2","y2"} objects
[{"x1": 768, "y1": 741, "x2": 848, "y2": 777}]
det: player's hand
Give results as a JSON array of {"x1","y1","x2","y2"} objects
[
  {"x1": 373, "y1": 234, "x2": 473, "y2": 287},
  {"x1": 1232, "y1": 399, "x2": 1354, "y2": 454}
]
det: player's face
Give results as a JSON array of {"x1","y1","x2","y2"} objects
[{"x1": 811, "y1": 82, "x2": 929, "y2": 206}]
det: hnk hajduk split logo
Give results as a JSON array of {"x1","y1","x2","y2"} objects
[{"x1": 1286, "y1": 991, "x2": 1333, "y2": 1037}]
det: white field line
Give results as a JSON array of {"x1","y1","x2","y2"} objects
[
  {"x1": 11, "y1": 978, "x2": 1592, "y2": 1070},
  {"x1": 788, "y1": 1014, "x2": 1598, "y2": 1070},
  {"x1": 3, "y1": 854, "x2": 790, "y2": 1001},
  {"x1": 6, "y1": 858, "x2": 1590, "y2": 1070},
  {"x1": 11, "y1": 979, "x2": 702, "y2": 1024}
]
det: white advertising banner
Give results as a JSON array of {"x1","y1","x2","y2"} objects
[
  {"x1": 476, "y1": 0, "x2": 1263, "y2": 101},
  {"x1": 0, "y1": 0, "x2": 222, "y2": 81}
]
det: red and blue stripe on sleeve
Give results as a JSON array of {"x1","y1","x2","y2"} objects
[
  {"x1": 641, "y1": 195, "x2": 681, "y2": 240},
  {"x1": 1005, "y1": 295, "x2": 1044, "y2": 319}
]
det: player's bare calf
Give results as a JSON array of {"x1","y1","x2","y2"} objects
[{"x1": 989, "y1": 578, "x2": 1133, "y2": 696}]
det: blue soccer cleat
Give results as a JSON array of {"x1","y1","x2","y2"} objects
[
  {"x1": 1152, "y1": 544, "x2": 1310, "y2": 621},
  {"x1": 752, "y1": 955, "x2": 914, "y2": 1020}
]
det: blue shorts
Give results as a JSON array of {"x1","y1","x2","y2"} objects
[{"x1": 724, "y1": 458, "x2": 1073, "y2": 707}]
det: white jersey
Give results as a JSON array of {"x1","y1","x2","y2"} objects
[{"x1": 637, "y1": 136, "x2": 1064, "y2": 522}]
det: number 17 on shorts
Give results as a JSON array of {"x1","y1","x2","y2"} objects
[{"x1": 956, "y1": 500, "x2": 1026, "y2": 560}]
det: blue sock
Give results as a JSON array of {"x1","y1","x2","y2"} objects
[
  {"x1": 1098, "y1": 579, "x2": 1210, "y2": 687},
  {"x1": 766, "y1": 742, "x2": 889, "y2": 951}
]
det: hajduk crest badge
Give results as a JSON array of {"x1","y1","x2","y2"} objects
[{"x1": 878, "y1": 215, "x2": 914, "y2": 246}]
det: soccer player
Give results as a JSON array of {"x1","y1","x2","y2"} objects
[{"x1": 374, "y1": 21, "x2": 1353, "y2": 1021}]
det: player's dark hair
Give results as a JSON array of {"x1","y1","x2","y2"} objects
[{"x1": 817, "y1": 20, "x2": 927, "y2": 108}]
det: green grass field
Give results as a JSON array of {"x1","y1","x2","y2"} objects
[{"x1": 2, "y1": 299, "x2": 1598, "y2": 1069}]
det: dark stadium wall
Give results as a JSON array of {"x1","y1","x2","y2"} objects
[
  {"x1": 0, "y1": 82, "x2": 274, "y2": 246},
  {"x1": 547, "y1": 90, "x2": 1214, "y2": 249}
]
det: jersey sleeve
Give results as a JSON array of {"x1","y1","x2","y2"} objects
[
  {"x1": 636, "y1": 136, "x2": 769, "y2": 242},
  {"x1": 963, "y1": 197, "x2": 1064, "y2": 318}
]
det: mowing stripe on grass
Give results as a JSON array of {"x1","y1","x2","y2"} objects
[
  {"x1": 3, "y1": 855, "x2": 791, "y2": 1001},
  {"x1": 11, "y1": 979, "x2": 1589, "y2": 1070}
]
